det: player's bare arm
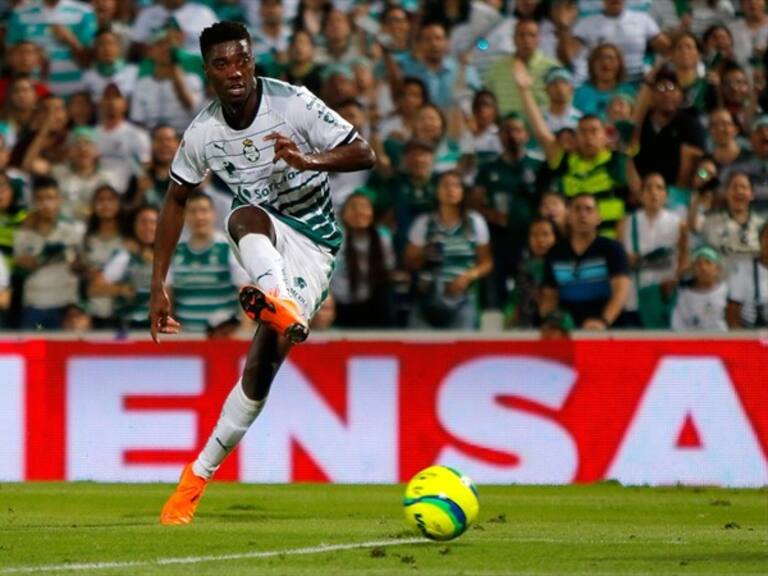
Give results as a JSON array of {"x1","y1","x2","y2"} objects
[
  {"x1": 149, "y1": 181, "x2": 194, "y2": 342},
  {"x1": 264, "y1": 132, "x2": 376, "y2": 172}
]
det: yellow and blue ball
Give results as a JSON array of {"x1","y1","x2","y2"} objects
[{"x1": 403, "y1": 465, "x2": 479, "y2": 541}]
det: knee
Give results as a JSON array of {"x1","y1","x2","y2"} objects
[{"x1": 228, "y1": 207, "x2": 274, "y2": 244}]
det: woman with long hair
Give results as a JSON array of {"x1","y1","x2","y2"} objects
[
  {"x1": 0, "y1": 75, "x2": 39, "y2": 148},
  {"x1": 573, "y1": 43, "x2": 635, "y2": 119},
  {"x1": 84, "y1": 185, "x2": 126, "y2": 329},
  {"x1": 89, "y1": 205, "x2": 159, "y2": 330},
  {"x1": 331, "y1": 193, "x2": 395, "y2": 327},
  {"x1": 404, "y1": 170, "x2": 493, "y2": 329}
]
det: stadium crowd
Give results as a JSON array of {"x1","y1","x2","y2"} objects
[{"x1": 1, "y1": 0, "x2": 768, "y2": 334}]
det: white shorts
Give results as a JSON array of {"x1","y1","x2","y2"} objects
[{"x1": 225, "y1": 207, "x2": 336, "y2": 320}]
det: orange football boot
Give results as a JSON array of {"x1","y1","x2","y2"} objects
[
  {"x1": 239, "y1": 285, "x2": 309, "y2": 343},
  {"x1": 159, "y1": 463, "x2": 208, "y2": 525}
]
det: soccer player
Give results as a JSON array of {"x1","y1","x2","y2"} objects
[{"x1": 149, "y1": 21, "x2": 376, "y2": 525}]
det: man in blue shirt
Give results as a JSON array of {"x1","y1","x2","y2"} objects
[
  {"x1": 541, "y1": 193, "x2": 630, "y2": 329},
  {"x1": 398, "y1": 21, "x2": 482, "y2": 109}
]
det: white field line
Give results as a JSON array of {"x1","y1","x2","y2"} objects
[{"x1": 0, "y1": 538, "x2": 428, "y2": 574}]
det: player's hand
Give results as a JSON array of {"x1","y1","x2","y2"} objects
[
  {"x1": 149, "y1": 284, "x2": 181, "y2": 343},
  {"x1": 264, "y1": 132, "x2": 312, "y2": 170}
]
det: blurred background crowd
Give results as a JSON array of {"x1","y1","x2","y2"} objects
[{"x1": 1, "y1": 0, "x2": 768, "y2": 335}]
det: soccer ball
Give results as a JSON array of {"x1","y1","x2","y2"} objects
[{"x1": 403, "y1": 465, "x2": 479, "y2": 541}]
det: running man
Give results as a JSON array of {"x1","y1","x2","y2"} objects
[{"x1": 149, "y1": 21, "x2": 376, "y2": 525}]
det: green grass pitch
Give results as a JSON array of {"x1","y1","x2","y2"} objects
[{"x1": 0, "y1": 482, "x2": 766, "y2": 575}]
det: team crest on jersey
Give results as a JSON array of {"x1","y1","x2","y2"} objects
[
  {"x1": 294, "y1": 276, "x2": 307, "y2": 289},
  {"x1": 242, "y1": 138, "x2": 260, "y2": 162}
]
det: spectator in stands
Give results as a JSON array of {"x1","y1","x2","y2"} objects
[
  {"x1": 130, "y1": 125, "x2": 179, "y2": 210},
  {"x1": 49, "y1": 128, "x2": 103, "y2": 223},
  {"x1": 448, "y1": 0, "x2": 513, "y2": 81},
  {"x1": 618, "y1": 173, "x2": 687, "y2": 328},
  {"x1": 542, "y1": 67, "x2": 582, "y2": 133},
  {"x1": 14, "y1": 177, "x2": 83, "y2": 330},
  {"x1": 688, "y1": 156, "x2": 721, "y2": 236},
  {"x1": 573, "y1": 43, "x2": 633, "y2": 119},
  {"x1": 316, "y1": 10, "x2": 363, "y2": 68},
  {"x1": 507, "y1": 217, "x2": 558, "y2": 327},
  {"x1": 486, "y1": 18, "x2": 559, "y2": 116},
  {"x1": 0, "y1": 75, "x2": 41, "y2": 149},
  {"x1": 373, "y1": 138, "x2": 437, "y2": 257},
  {"x1": 328, "y1": 100, "x2": 372, "y2": 210},
  {"x1": 376, "y1": 77, "x2": 428, "y2": 146},
  {"x1": 560, "y1": 0, "x2": 670, "y2": 84},
  {"x1": 251, "y1": 0, "x2": 291, "y2": 75},
  {"x1": 514, "y1": 60, "x2": 628, "y2": 237},
  {"x1": 708, "y1": 109, "x2": 749, "y2": 170},
  {"x1": 0, "y1": 41, "x2": 50, "y2": 105},
  {"x1": 61, "y1": 302, "x2": 92, "y2": 332},
  {"x1": 702, "y1": 171, "x2": 766, "y2": 270},
  {"x1": 405, "y1": 170, "x2": 493, "y2": 329},
  {"x1": 703, "y1": 24, "x2": 736, "y2": 66},
  {"x1": 14, "y1": 95, "x2": 70, "y2": 177},
  {"x1": 292, "y1": 0, "x2": 332, "y2": 38},
  {"x1": 84, "y1": 184, "x2": 126, "y2": 329},
  {"x1": 0, "y1": 171, "x2": 27, "y2": 264},
  {"x1": 172, "y1": 192, "x2": 247, "y2": 333},
  {"x1": 728, "y1": 0, "x2": 768, "y2": 68},
  {"x1": 310, "y1": 293, "x2": 336, "y2": 331},
  {"x1": 469, "y1": 112, "x2": 545, "y2": 305},
  {"x1": 540, "y1": 193, "x2": 631, "y2": 329},
  {"x1": 469, "y1": 90, "x2": 502, "y2": 165},
  {"x1": 398, "y1": 21, "x2": 481, "y2": 109},
  {"x1": 67, "y1": 91, "x2": 97, "y2": 129},
  {"x1": 92, "y1": 0, "x2": 131, "y2": 52},
  {"x1": 375, "y1": 4, "x2": 412, "y2": 68},
  {"x1": 331, "y1": 192, "x2": 395, "y2": 328},
  {"x1": 92, "y1": 204, "x2": 159, "y2": 330},
  {"x1": 282, "y1": 29, "x2": 325, "y2": 95},
  {"x1": 722, "y1": 115, "x2": 768, "y2": 214},
  {"x1": 727, "y1": 221, "x2": 768, "y2": 328},
  {"x1": 0, "y1": 251, "x2": 9, "y2": 326},
  {"x1": 7, "y1": 0, "x2": 97, "y2": 97},
  {"x1": 93, "y1": 83, "x2": 151, "y2": 194},
  {"x1": 130, "y1": 0, "x2": 218, "y2": 55},
  {"x1": 672, "y1": 245, "x2": 727, "y2": 332},
  {"x1": 717, "y1": 63, "x2": 756, "y2": 135},
  {"x1": 83, "y1": 28, "x2": 139, "y2": 101},
  {"x1": 129, "y1": 31, "x2": 204, "y2": 133},
  {"x1": 671, "y1": 32, "x2": 715, "y2": 113},
  {"x1": 539, "y1": 190, "x2": 568, "y2": 237},
  {"x1": 634, "y1": 67, "x2": 706, "y2": 188}
]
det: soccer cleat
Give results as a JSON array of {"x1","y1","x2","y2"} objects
[
  {"x1": 159, "y1": 463, "x2": 208, "y2": 526},
  {"x1": 239, "y1": 285, "x2": 309, "y2": 343}
]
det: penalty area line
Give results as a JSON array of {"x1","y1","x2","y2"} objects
[{"x1": 0, "y1": 538, "x2": 428, "y2": 574}]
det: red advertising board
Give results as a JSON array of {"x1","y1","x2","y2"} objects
[{"x1": 0, "y1": 338, "x2": 766, "y2": 486}]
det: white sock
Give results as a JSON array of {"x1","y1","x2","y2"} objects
[
  {"x1": 238, "y1": 233, "x2": 288, "y2": 296},
  {"x1": 192, "y1": 380, "x2": 266, "y2": 479}
]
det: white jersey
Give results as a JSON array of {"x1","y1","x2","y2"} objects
[{"x1": 171, "y1": 77, "x2": 357, "y2": 253}]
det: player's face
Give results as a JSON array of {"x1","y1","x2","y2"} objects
[
  {"x1": 185, "y1": 199, "x2": 215, "y2": 236},
  {"x1": 204, "y1": 40, "x2": 254, "y2": 106}
]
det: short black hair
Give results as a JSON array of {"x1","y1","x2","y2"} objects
[
  {"x1": 199, "y1": 21, "x2": 250, "y2": 61},
  {"x1": 188, "y1": 190, "x2": 214, "y2": 207},
  {"x1": 32, "y1": 175, "x2": 59, "y2": 194}
]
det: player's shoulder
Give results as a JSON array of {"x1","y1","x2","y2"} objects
[
  {"x1": 260, "y1": 76, "x2": 317, "y2": 113},
  {"x1": 260, "y1": 76, "x2": 305, "y2": 99},
  {"x1": 180, "y1": 99, "x2": 222, "y2": 141}
]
